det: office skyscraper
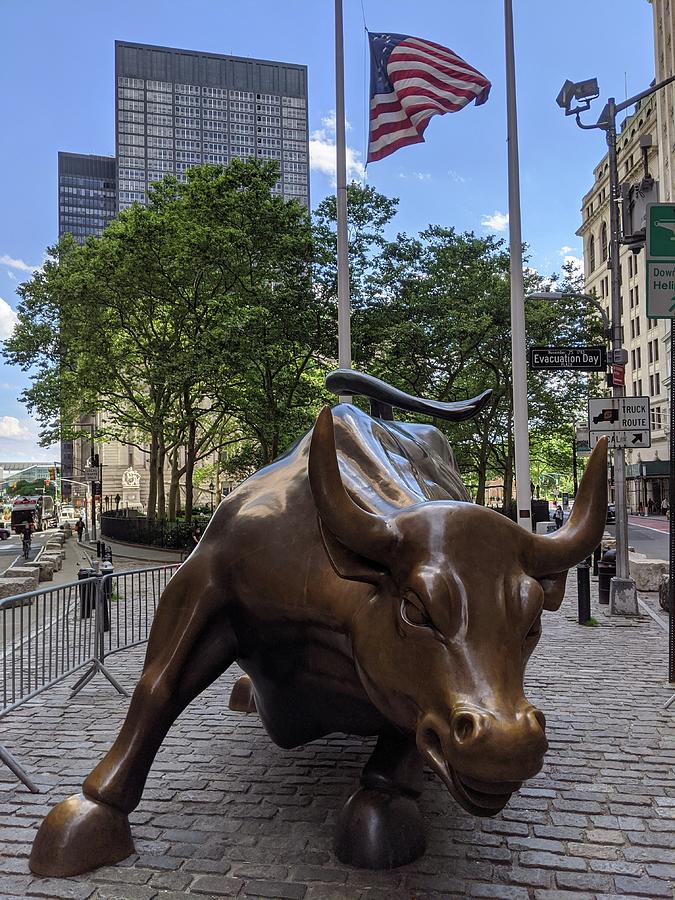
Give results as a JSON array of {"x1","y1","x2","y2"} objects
[
  {"x1": 115, "y1": 41, "x2": 309, "y2": 211},
  {"x1": 58, "y1": 152, "x2": 117, "y2": 244}
]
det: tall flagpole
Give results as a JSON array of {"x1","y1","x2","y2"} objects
[
  {"x1": 334, "y1": 0, "x2": 352, "y2": 389},
  {"x1": 504, "y1": 0, "x2": 531, "y2": 530}
]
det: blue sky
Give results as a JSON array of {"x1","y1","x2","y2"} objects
[{"x1": 0, "y1": 0, "x2": 656, "y2": 460}]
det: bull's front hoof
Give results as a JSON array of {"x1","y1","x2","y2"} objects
[
  {"x1": 30, "y1": 793, "x2": 134, "y2": 877},
  {"x1": 229, "y1": 674, "x2": 257, "y2": 713},
  {"x1": 334, "y1": 787, "x2": 426, "y2": 869}
]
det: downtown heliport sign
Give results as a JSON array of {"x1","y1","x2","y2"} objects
[{"x1": 646, "y1": 201, "x2": 675, "y2": 318}]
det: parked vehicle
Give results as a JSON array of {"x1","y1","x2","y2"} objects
[
  {"x1": 0, "y1": 524, "x2": 10, "y2": 540},
  {"x1": 10, "y1": 495, "x2": 57, "y2": 533},
  {"x1": 606, "y1": 503, "x2": 616, "y2": 523}
]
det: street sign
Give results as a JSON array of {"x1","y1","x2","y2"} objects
[
  {"x1": 575, "y1": 425, "x2": 591, "y2": 457},
  {"x1": 611, "y1": 363, "x2": 625, "y2": 386},
  {"x1": 588, "y1": 397, "x2": 651, "y2": 449},
  {"x1": 646, "y1": 202, "x2": 675, "y2": 258},
  {"x1": 646, "y1": 202, "x2": 675, "y2": 318},
  {"x1": 528, "y1": 346, "x2": 606, "y2": 371},
  {"x1": 83, "y1": 466, "x2": 98, "y2": 482}
]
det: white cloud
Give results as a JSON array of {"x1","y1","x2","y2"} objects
[
  {"x1": 559, "y1": 245, "x2": 574, "y2": 256},
  {"x1": 448, "y1": 169, "x2": 466, "y2": 184},
  {"x1": 309, "y1": 110, "x2": 366, "y2": 185},
  {"x1": 481, "y1": 211, "x2": 509, "y2": 232},
  {"x1": 0, "y1": 254, "x2": 39, "y2": 273},
  {"x1": 563, "y1": 254, "x2": 584, "y2": 277},
  {"x1": 0, "y1": 416, "x2": 32, "y2": 440},
  {"x1": 0, "y1": 296, "x2": 17, "y2": 339},
  {"x1": 399, "y1": 171, "x2": 431, "y2": 181},
  {"x1": 7, "y1": 271, "x2": 16, "y2": 281}
]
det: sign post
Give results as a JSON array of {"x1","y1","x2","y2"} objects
[{"x1": 645, "y1": 202, "x2": 675, "y2": 693}]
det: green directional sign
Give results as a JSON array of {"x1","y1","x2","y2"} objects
[
  {"x1": 646, "y1": 202, "x2": 675, "y2": 318},
  {"x1": 648, "y1": 203, "x2": 675, "y2": 258}
]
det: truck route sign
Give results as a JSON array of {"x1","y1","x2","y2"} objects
[{"x1": 587, "y1": 397, "x2": 651, "y2": 449}]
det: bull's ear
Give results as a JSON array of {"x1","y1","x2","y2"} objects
[
  {"x1": 537, "y1": 570, "x2": 568, "y2": 611},
  {"x1": 319, "y1": 519, "x2": 388, "y2": 585}
]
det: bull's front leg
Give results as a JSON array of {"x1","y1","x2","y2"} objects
[
  {"x1": 29, "y1": 562, "x2": 237, "y2": 878},
  {"x1": 335, "y1": 727, "x2": 426, "y2": 869}
]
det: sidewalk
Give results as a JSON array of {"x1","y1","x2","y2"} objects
[
  {"x1": 0, "y1": 574, "x2": 673, "y2": 898},
  {"x1": 84, "y1": 535, "x2": 184, "y2": 565}
]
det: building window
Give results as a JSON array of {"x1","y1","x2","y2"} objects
[
  {"x1": 656, "y1": 372, "x2": 660, "y2": 394},
  {"x1": 654, "y1": 339, "x2": 659, "y2": 362},
  {"x1": 589, "y1": 235, "x2": 596, "y2": 272},
  {"x1": 601, "y1": 222, "x2": 608, "y2": 261}
]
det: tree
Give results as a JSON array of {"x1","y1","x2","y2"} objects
[{"x1": 4, "y1": 160, "x2": 326, "y2": 519}]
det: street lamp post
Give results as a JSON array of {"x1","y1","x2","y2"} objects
[
  {"x1": 209, "y1": 481, "x2": 214, "y2": 516},
  {"x1": 556, "y1": 73, "x2": 675, "y2": 615}
]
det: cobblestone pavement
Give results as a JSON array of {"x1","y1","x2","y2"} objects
[{"x1": 0, "y1": 578, "x2": 673, "y2": 899}]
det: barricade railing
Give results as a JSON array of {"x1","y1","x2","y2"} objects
[{"x1": 0, "y1": 563, "x2": 180, "y2": 792}]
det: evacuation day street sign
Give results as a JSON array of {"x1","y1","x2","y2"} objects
[
  {"x1": 528, "y1": 346, "x2": 606, "y2": 371},
  {"x1": 646, "y1": 201, "x2": 675, "y2": 318},
  {"x1": 587, "y1": 397, "x2": 651, "y2": 449}
]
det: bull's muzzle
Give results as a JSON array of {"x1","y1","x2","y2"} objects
[{"x1": 416, "y1": 704, "x2": 548, "y2": 817}]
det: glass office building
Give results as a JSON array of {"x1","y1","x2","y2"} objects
[
  {"x1": 58, "y1": 152, "x2": 117, "y2": 244},
  {"x1": 115, "y1": 41, "x2": 309, "y2": 211}
]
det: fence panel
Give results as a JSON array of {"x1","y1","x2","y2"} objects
[
  {"x1": 101, "y1": 565, "x2": 181, "y2": 658},
  {"x1": 0, "y1": 577, "x2": 99, "y2": 717}
]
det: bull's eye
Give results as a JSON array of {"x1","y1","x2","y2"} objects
[{"x1": 401, "y1": 592, "x2": 434, "y2": 629}]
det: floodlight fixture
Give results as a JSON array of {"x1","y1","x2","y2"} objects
[{"x1": 556, "y1": 77, "x2": 600, "y2": 116}]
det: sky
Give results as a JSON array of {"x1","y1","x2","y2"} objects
[{"x1": 0, "y1": 0, "x2": 656, "y2": 461}]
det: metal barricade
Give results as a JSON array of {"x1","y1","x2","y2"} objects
[
  {"x1": 0, "y1": 577, "x2": 99, "y2": 791},
  {"x1": 0, "y1": 563, "x2": 181, "y2": 791}
]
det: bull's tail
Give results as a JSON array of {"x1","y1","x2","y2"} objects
[{"x1": 325, "y1": 369, "x2": 491, "y2": 423}]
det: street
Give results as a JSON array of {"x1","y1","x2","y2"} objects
[
  {"x1": 607, "y1": 514, "x2": 670, "y2": 560},
  {"x1": 0, "y1": 532, "x2": 50, "y2": 575}
]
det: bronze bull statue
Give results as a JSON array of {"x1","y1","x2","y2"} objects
[{"x1": 30, "y1": 372, "x2": 607, "y2": 875}]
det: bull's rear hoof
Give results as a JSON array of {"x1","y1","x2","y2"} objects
[
  {"x1": 229, "y1": 674, "x2": 257, "y2": 713},
  {"x1": 29, "y1": 793, "x2": 134, "y2": 877},
  {"x1": 334, "y1": 787, "x2": 426, "y2": 869}
]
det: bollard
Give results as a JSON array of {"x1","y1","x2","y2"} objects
[
  {"x1": 593, "y1": 544, "x2": 601, "y2": 577},
  {"x1": 598, "y1": 548, "x2": 616, "y2": 605},
  {"x1": 98, "y1": 560, "x2": 113, "y2": 633},
  {"x1": 96, "y1": 540, "x2": 102, "y2": 558},
  {"x1": 577, "y1": 561, "x2": 591, "y2": 624}
]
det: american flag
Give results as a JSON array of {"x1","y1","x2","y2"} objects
[{"x1": 367, "y1": 32, "x2": 491, "y2": 164}]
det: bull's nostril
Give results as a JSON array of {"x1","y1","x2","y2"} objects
[
  {"x1": 530, "y1": 708, "x2": 546, "y2": 733},
  {"x1": 452, "y1": 713, "x2": 476, "y2": 745}
]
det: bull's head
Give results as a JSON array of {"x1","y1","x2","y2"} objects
[{"x1": 309, "y1": 407, "x2": 607, "y2": 817}]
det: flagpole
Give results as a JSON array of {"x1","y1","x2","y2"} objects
[
  {"x1": 334, "y1": 0, "x2": 352, "y2": 393},
  {"x1": 504, "y1": 0, "x2": 531, "y2": 531}
]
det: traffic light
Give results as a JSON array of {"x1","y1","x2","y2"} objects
[
  {"x1": 44, "y1": 479, "x2": 50, "y2": 487},
  {"x1": 48, "y1": 466, "x2": 56, "y2": 482}
]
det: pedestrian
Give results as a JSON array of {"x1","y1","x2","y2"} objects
[
  {"x1": 75, "y1": 516, "x2": 85, "y2": 542},
  {"x1": 662, "y1": 498, "x2": 670, "y2": 519},
  {"x1": 553, "y1": 504, "x2": 564, "y2": 530},
  {"x1": 192, "y1": 525, "x2": 202, "y2": 547},
  {"x1": 648, "y1": 498, "x2": 654, "y2": 515}
]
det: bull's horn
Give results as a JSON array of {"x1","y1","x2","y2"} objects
[
  {"x1": 308, "y1": 406, "x2": 397, "y2": 563},
  {"x1": 524, "y1": 436, "x2": 608, "y2": 576}
]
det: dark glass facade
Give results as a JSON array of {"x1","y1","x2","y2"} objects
[
  {"x1": 115, "y1": 41, "x2": 309, "y2": 210},
  {"x1": 58, "y1": 152, "x2": 117, "y2": 244}
]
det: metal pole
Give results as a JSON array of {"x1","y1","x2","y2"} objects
[
  {"x1": 504, "y1": 0, "x2": 531, "y2": 531},
  {"x1": 605, "y1": 101, "x2": 628, "y2": 576},
  {"x1": 572, "y1": 435, "x2": 578, "y2": 497},
  {"x1": 334, "y1": 0, "x2": 352, "y2": 394},
  {"x1": 670, "y1": 320, "x2": 675, "y2": 685}
]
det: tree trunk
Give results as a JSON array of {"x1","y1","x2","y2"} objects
[
  {"x1": 147, "y1": 432, "x2": 158, "y2": 521},
  {"x1": 474, "y1": 428, "x2": 491, "y2": 506},
  {"x1": 156, "y1": 435, "x2": 166, "y2": 521},
  {"x1": 168, "y1": 449, "x2": 180, "y2": 522},
  {"x1": 184, "y1": 416, "x2": 197, "y2": 523}
]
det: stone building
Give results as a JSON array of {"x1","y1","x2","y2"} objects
[{"x1": 576, "y1": 89, "x2": 670, "y2": 512}]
